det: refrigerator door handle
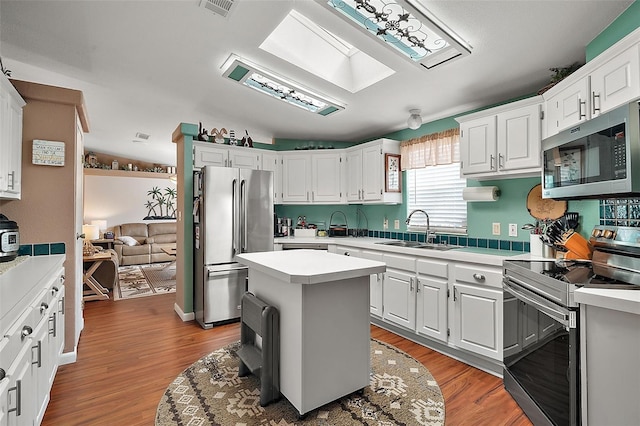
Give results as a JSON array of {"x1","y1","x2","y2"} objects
[
  {"x1": 240, "y1": 179, "x2": 247, "y2": 252},
  {"x1": 207, "y1": 265, "x2": 247, "y2": 276},
  {"x1": 232, "y1": 178, "x2": 238, "y2": 256}
]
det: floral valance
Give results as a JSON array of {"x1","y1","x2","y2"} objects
[{"x1": 400, "y1": 128, "x2": 460, "y2": 170}]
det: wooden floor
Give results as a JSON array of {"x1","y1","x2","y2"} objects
[{"x1": 42, "y1": 293, "x2": 532, "y2": 426}]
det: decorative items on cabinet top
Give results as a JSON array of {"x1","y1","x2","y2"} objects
[
  {"x1": 82, "y1": 150, "x2": 176, "y2": 178},
  {"x1": 197, "y1": 122, "x2": 255, "y2": 147}
]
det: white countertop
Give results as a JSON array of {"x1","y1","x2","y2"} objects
[
  {"x1": 237, "y1": 249, "x2": 386, "y2": 285},
  {"x1": 575, "y1": 287, "x2": 640, "y2": 315}
]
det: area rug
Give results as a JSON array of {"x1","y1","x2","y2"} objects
[
  {"x1": 156, "y1": 339, "x2": 445, "y2": 425},
  {"x1": 115, "y1": 263, "x2": 176, "y2": 300}
]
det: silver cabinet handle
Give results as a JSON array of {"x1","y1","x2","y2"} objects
[
  {"x1": 52, "y1": 286, "x2": 59, "y2": 296},
  {"x1": 453, "y1": 286, "x2": 458, "y2": 301},
  {"x1": 592, "y1": 92, "x2": 600, "y2": 115},
  {"x1": 416, "y1": 279, "x2": 421, "y2": 293},
  {"x1": 40, "y1": 302, "x2": 49, "y2": 314},
  {"x1": 490, "y1": 154, "x2": 495, "y2": 170},
  {"x1": 579, "y1": 98, "x2": 586, "y2": 119},
  {"x1": 343, "y1": 251, "x2": 350, "y2": 256},
  {"x1": 8, "y1": 171, "x2": 15, "y2": 190},
  {"x1": 32, "y1": 340, "x2": 42, "y2": 368},
  {"x1": 473, "y1": 273, "x2": 485, "y2": 281},
  {"x1": 498, "y1": 154, "x2": 504, "y2": 169},
  {"x1": 20, "y1": 325, "x2": 33, "y2": 341},
  {"x1": 7, "y1": 380, "x2": 21, "y2": 415},
  {"x1": 409, "y1": 277, "x2": 414, "y2": 292}
]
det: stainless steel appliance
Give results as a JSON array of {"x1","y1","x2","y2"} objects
[
  {"x1": 193, "y1": 166, "x2": 273, "y2": 328},
  {"x1": 0, "y1": 214, "x2": 19, "y2": 262},
  {"x1": 503, "y1": 225, "x2": 640, "y2": 426},
  {"x1": 542, "y1": 102, "x2": 640, "y2": 199}
]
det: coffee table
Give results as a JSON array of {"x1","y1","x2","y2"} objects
[
  {"x1": 161, "y1": 247, "x2": 177, "y2": 270},
  {"x1": 82, "y1": 252, "x2": 113, "y2": 301}
]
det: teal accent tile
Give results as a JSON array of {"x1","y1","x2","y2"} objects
[
  {"x1": 440, "y1": 235, "x2": 449, "y2": 244},
  {"x1": 468, "y1": 238, "x2": 477, "y2": 247},
  {"x1": 33, "y1": 244, "x2": 50, "y2": 256},
  {"x1": 524, "y1": 242, "x2": 531, "y2": 252},
  {"x1": 478, "y1": 238, "x2": 488, "y2": 248},
  {"x1": 391, "y1": 232, "x2": 397, "y2": 239},
  {"x1": 417, "y1": 234, "x2": 425, "y2": 242},
  {"x1": 50, "y1": 243, "x2": 65, "y2": 254},
  {"x1": 458, "y1": 237, "x2": 467, "y2": 247},
  {"x1": 19, "y1": 244, "x2": 32, "y2": 256},
  {"x1": 488, "y1": 239, "x2": 498, "y2": 249},
  {"x1": 499, "y1": 240, "x2": 510, "y2": 250},
  {"x1": 410, "y1": 233, "x2": 417, "y2": 242},
  {"x1": 384, "y1": 232, "x2": 390, "y2": 239},
  {"x1": 403, "y1": 233, "x2": 410, "y2": 241},
  {"x1": 449, "y1": 236, "x2": 458, "y2": 245},
  {"x1": 512, "y1": 241, "x2": 523, "y2": 251}
]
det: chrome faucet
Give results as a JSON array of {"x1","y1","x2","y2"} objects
[{"x1": 406, "y1": 209, "x2": 435, "y2": 244}]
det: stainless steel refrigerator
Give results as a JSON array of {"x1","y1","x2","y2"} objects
[{"x1": 193, "y1": 166, "x2": 273, "y2": 329}]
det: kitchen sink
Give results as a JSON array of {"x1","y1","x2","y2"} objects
[{"x1": 375, "y1": 241, "x2": 461, "y2": 250}]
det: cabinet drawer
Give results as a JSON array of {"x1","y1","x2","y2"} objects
[
  {"x1": 416, "y1": 259, "x2": 448, "y2": 279},
  {"x1": 454, "y1": 264, "x2": 502, "y2": 288},
  {"x1": 0, "y1": 308, "x2": 34, "y2": 368},
  {"x1": 383, "y1": 253, "x2": 415, "y2": 271},
  {"x1": 359, "y1": 250, "x2": 384, "y2": 262}
]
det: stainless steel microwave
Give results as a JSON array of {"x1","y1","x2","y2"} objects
[{"x1": 542, "y1": 102, "x2": 640, "y2": 199}]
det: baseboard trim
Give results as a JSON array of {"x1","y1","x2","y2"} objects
[
  {"x1": 174, "y1": 302, "x2": 195, "y2": 321},
  {"x1": 59, "y1": 349, "x2": 78, "y2": 365}
]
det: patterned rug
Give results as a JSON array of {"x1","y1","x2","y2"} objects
[
  {"x1": 156, "y1": 339, "x2": 445, "y2": 425},
  {"x1": 115, "y1": 263, "x2": 176, "y2": 300}
]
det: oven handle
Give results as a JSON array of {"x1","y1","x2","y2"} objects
[{"x1": 503, "y1": 279, "x2": 569, "y2": 326}]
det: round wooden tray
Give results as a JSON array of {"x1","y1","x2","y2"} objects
[{"x1": 526, "y1": 184, "x2": 567, "y2": 221}]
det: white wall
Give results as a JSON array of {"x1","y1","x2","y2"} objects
[{"x1": 84, "y1": 174, "x2": 177, "y2": 229}]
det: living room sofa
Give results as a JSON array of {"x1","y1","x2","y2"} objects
[{"x1": 111, "y1": 222, "x2": 176, "y2": 266}]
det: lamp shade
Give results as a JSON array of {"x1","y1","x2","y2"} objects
[
  {"x1": 407, "y1": 109, "x2": 422, "y2": 130},
  {"x1": 82, "y1": 224, "x2": 100, "y2": 240},
  {"x1": 91, "y1": 219, "x2": 108, "y2": 233}
]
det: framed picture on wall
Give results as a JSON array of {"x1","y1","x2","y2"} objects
[{"x1": 385, "y1": 153, "x2": 401, "y2": 193}]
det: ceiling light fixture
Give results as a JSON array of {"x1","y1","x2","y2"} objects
[
  {"x1": 407, "y1": 109, "x2": 422, "y2": 130},
  {"x1": 221, "y1": 55, "x2": 345, "y2": 115},
  {"x1": 324, "y1": 0, "x2": 471, "y2": 69}
]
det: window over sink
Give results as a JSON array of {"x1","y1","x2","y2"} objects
[{"x1": 406, "y1": 163, "x2": 467, "y2": 233}]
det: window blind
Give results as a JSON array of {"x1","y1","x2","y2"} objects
[{"x1": 406, "y1": 163, "x2": 467, "y2": 232}]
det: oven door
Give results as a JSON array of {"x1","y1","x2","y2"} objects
[{"x1": 503, "y1": 276, "x2": 580, "y2": 426}]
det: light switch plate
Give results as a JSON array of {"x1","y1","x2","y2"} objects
[
  {"x1": 509, "y1": 223, "x2": 518, "y2": 237},
  {"x1": 394, "y1": 219, "x2": 400, "y2": 230},
  {"x1": 383, "y1": 218, "x2": 389, "y2": 230},
  {"x1": 492, "y1": 223, "x2": 501, "y2": 235}
]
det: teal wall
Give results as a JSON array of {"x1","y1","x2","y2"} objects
[{"x1": 586, "y1": 0, "x2": 640, "y2": 61}]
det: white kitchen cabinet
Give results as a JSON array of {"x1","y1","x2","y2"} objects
[
  {"x1": 281, "y1": 151, "x2": 343, "y2": 204},
  {"x1": 415, "y1": 259, "x2": 448, "y2": 343},
  {"x1": 381, "y1": 253, "x2": 416, "y2": 330},
  {"x1": 345, "y1": 139, "x2": 401, "y2": 204},
  {"x1": 193, "y1": 142, "x2": 261, "y2": 169},
  {"x1": 457, "y1": 96, "x2": 542, "y2": 179},
  {"x1": 450, "y1": 263, "x2": 503, "y2": 361},
  {"x1": 261, "y1": 151, "x2": 282, "y2": 204},
  {"x1": 544, "y1": 30, "x2": 640, "y2": 137},
  {"x1": 358, "y1": 250, "x2": 384, "y2": 318},
  {"x1": 0, "y1": 75, "x2": 25, "y2": 200}
]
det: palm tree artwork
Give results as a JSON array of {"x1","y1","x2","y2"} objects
[{"x1": 144, "y1": 186, "x2": 177, "y2": 220}]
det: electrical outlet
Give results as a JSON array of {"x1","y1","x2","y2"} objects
[
  {"x1": 394, "y1": 219, "x2": 400, "y2": 230},
  {"x1": 492, "y1": 223, "x2": 501, "y2": 235},
  {"x1": 509, "y1": 223, "x2": 518, "y2": 237},
  {"x1": 383, "y1": 218, "x2": 389, "y2": 230}
]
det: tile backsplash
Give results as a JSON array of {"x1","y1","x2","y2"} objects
[
  {"x1": 18, "y1": 242, "x2": 66, "y2": 256},
  {"x1": 600, "y1": 198, "x2": 640, "y2": 226},
  {"x1": 368, "y1": 230, "x2": 529, "y2": 252}
]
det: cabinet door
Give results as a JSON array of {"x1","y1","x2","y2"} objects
[
  {"x1": 382, "y1": 270, "x2": 415, "y2": 330},
  {"x1": 4, "y1": 341, "x2": 35, "y2": 426},
  {"x1": 311, "y1": 152, "x2": 343, "y2": 203},
  {"x1": 451, "y1": 283, "x2": 502, "y2": 360},
  {"x1": 590, "y1": 44, "x2": 640, "y2": 117},
  {"x1": 31, "y1": 313, "x2": 51, "y2": 426},
  {"x1": 415, "y1": 275, "x2": 448, "y2": 342},
  {"x1": 361, "y1": 144, "x2": 382, "y2": 201},
  {"x1": 345, "y1": 149, "x2": 362, "y2": 202},
  {"x1": 460, "y1": 115, "x2": 496, "y2": 174},
  {"x1": 261, "y1": 152, "x2": 282, "y2": 204},
  {"x1": 545, "y1": 77, "x2": 590, "y2": 135},
  {"x1": 229, "y1": 148, "x2": 260, "y2": 169},
  {"x1": 358, "y1": 250, "x2": 384, "y2": 317},
  {"x1": 5, "y1": 98, "x2": 23, "y2": 198},
  {"x1": 497, "y1": 103, "x2": 541, "y2": 171},
  {"x1": 194, "y1": 144, "x2": 228, "y2": 168},
  {"x1": 281, "y1": 153, "x2": 311, "y2": 203}
]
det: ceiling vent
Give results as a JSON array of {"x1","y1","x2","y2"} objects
[
  {"x1": 199, "y1": 0, "x2": 237, "y2": 18},
  {"x1": 135, "y1": 132, "x2": 151, "y2": 141}
]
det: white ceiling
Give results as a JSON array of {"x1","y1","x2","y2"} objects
[{"x1": 0, "y1": 0, "x2": 634, "y2": 166}]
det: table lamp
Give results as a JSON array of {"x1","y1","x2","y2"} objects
[{"x1": 91, "y1": 219, "x2": 108, "y2": 237}]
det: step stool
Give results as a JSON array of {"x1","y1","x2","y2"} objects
[{"x1": 237, "y1": 292, "x2": 280, "y2": 406}]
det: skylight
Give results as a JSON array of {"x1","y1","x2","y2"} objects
[{"x1": 259, "y1": 10, "x2": 395, "y2": 93}]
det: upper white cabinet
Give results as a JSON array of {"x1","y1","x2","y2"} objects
[
  {"x1": 261, "y1": 151, "x2": 282, "y2": 204},
  {"x1": 456, "y1": 96, "x2": 542, "y2": 179},
  {"x1": 281, "y1": 151, "x2": 343, "y2": 204},
  {"x1": 544, "y1": 29, "x2": 640, "y2": 137},
  {"x1": 193, "y1": 142, "x2": 261, "y2": 170},
  {"x1": 345, "y1": 138, "x2": 401, "y2": 204},
  {"x1": 0, "y1": 75, "x2": 25, "y2": 200}
]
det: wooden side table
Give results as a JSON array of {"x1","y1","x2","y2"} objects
[
  {"x1": 91, "y1": 238, "x2": 115, "y2": 250},
  {"x1": 83, "y1": 252, "x2": 113, "y2": 301}
]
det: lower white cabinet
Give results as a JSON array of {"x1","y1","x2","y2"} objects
[
  {"x1": 415, "y1": 259, "x2": 448, "y2": 343},
  {"x1": 358, "y1": 250, "x2": 384, "y2": 318},
  {"x1": 0, "y1": 257, "x2": 65, "y2": 426},
  {"x1": 382, "y1": 269, "x2": 416, "y2": 330}
]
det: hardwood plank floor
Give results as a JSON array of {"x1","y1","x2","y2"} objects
[{"x1": 43, "y1": 293, "x2": 532, "y2": 425}]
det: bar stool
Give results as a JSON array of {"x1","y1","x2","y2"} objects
[{"x1": 237, "y1": 292, "x2": 280, "y2": 406}]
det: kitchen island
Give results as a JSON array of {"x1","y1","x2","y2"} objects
[{"x1": 236, "y1": 249, "x2": 386, "y2": 417}]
